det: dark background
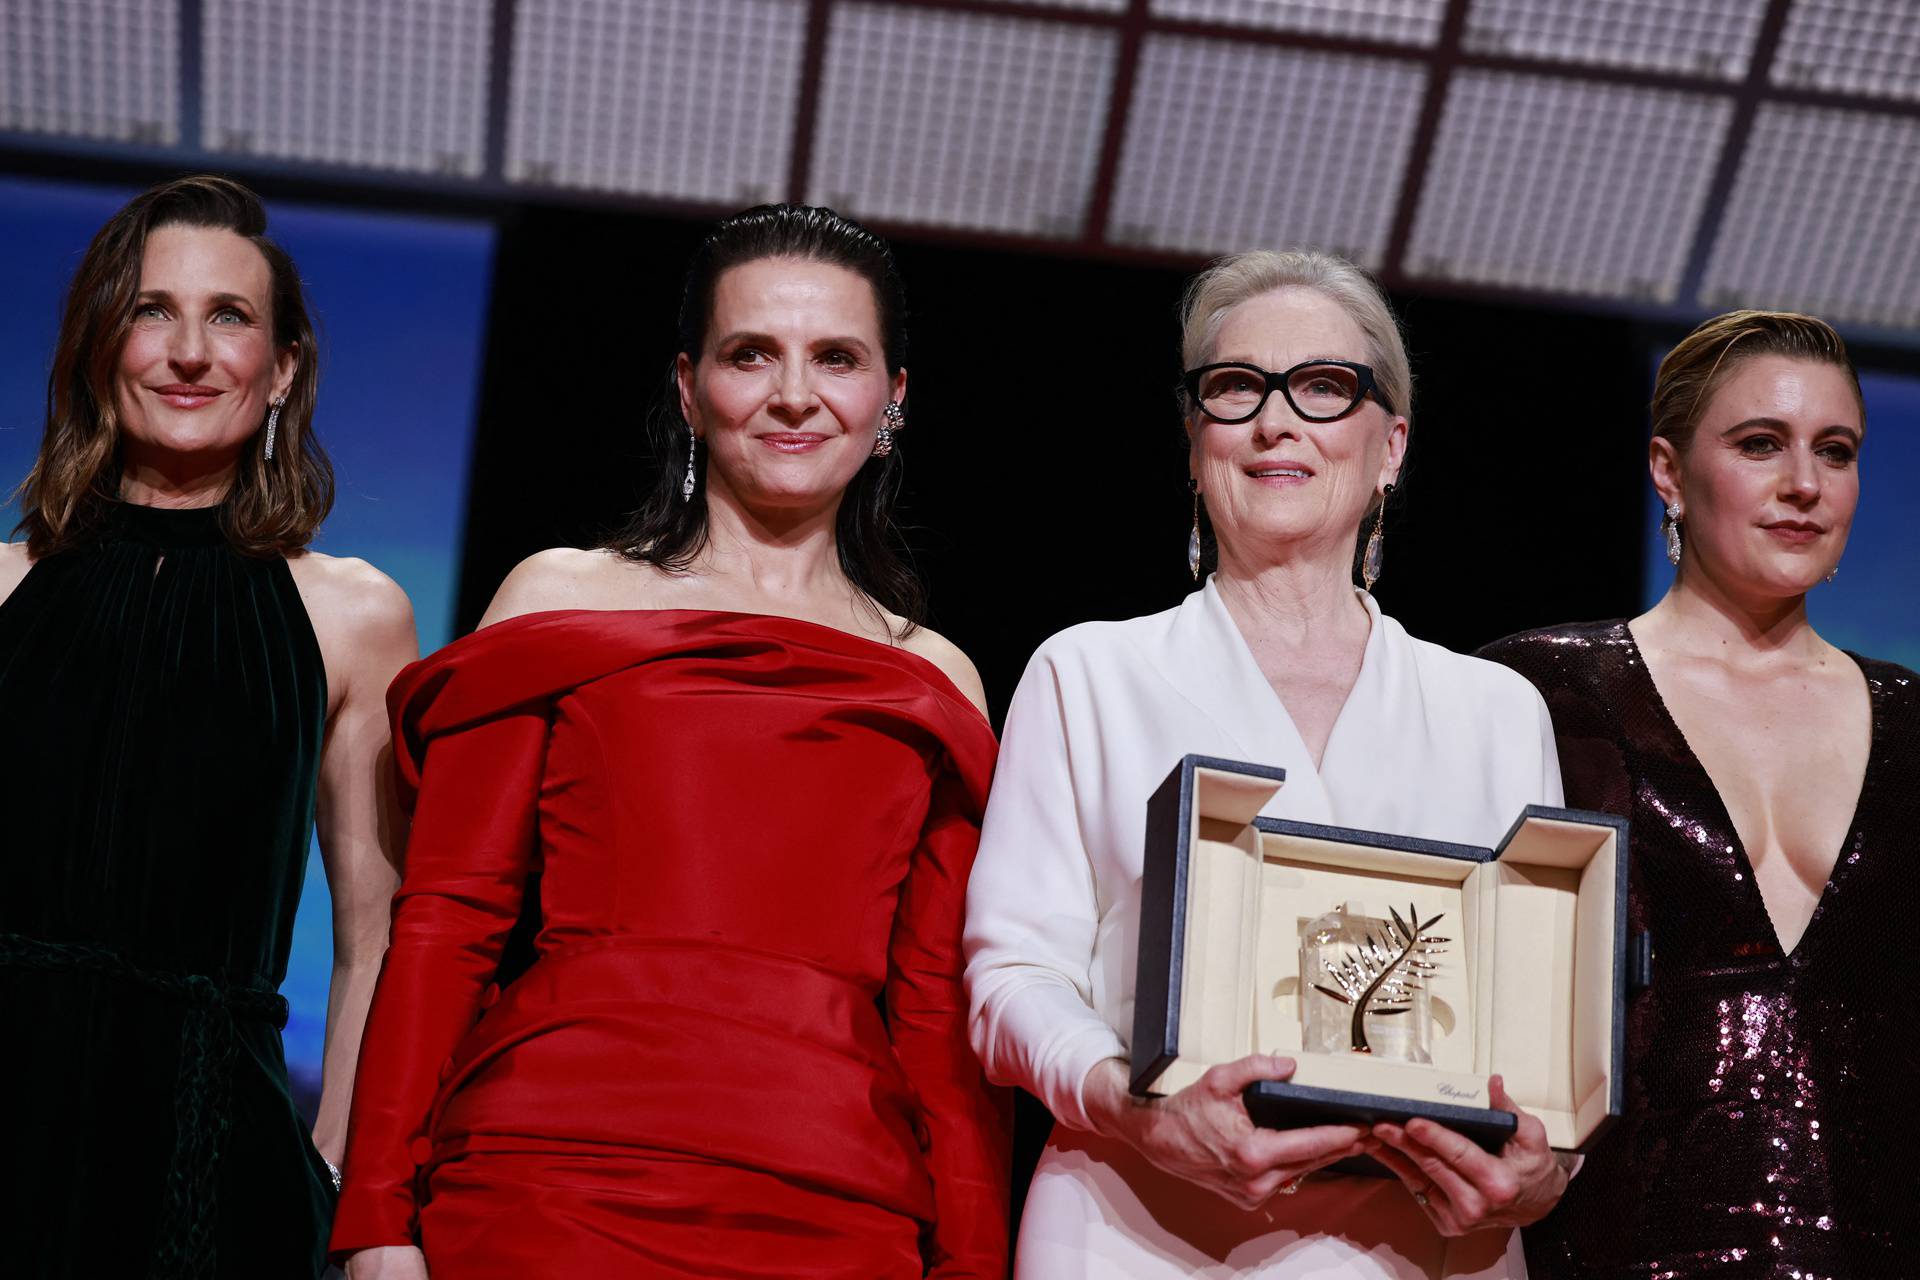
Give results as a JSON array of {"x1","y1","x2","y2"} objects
[
  {"x1": 457, "y1": 205, "x2": 1668, "y2": 1224},
  {"x1": 459, "y1": 202, "x2": 1659, "y2": 726}
]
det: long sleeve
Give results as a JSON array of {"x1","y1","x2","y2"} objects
[
  {"x1": 328, "y1": 707, "x2": 547, "y2": 1257},
  {"x1": 963, "y1": 645, "x2": 1129, "y2": 1133},
  {"x1": 886, "y1": 765, "x2": 1013, "y2": 1279}
]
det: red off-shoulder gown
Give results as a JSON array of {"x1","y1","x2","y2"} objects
[{"x1": 329, "y1": 610, "x2": 1010, "y2": 1277}]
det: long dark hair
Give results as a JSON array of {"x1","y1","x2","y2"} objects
[
  {"x1": 15, "y1": 173, "x2": 332, "y2": 558},
  {"x1": 602, "y1": 204, "x2": 924, "y2": 632}
]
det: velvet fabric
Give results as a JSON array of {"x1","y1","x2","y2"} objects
[
  {"x1": 0, "y1": 502, "x2": 333, "y2": 1277},
  {"x1": 331, "y1": 609, "x2": 1011, "y2": 1278}
]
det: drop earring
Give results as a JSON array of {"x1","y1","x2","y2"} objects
[
  {"x1": 1361, "y1": 483, "x2": 1393, "y2": 592},
  {"x1": 681, "y1": 429, "x2": 697, "y2": 502},
  {"x1": 1664, "y1": 502, "x2": 1683, "y2": 566},
  {"x1": 1825, "y1": 564, "x2": 1839, "y2": 585},
  {"x1": 874, "y1": 401, "x2": 903, "y2": 458},
  {"x1": 1188, "y1": 481, "x2": 1202, "y2": 581},
  {"x1": 263, "y1": 397, "x2": 284, "y2": 462}
]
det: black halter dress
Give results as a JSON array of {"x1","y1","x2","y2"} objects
[{"x1": 0, "y1": 502, "x2": 333, "y2": 1278}]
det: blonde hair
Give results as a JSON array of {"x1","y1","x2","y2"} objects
[
  {"x1": 1177, "y1": 249, "x2": 1411, "y2": 425},
  {"x1": 1652, "y1": 309, "x2": 1863, "y2": 453}
]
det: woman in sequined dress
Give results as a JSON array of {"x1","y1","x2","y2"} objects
[{"x1": 1481, "y1": 309, "x2": 1917, "y2": 1278}]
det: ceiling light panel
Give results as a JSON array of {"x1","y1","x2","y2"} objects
[
  {"x1": 0, "y1": 0, "x2": 178, "y2": 143},
  {"x1": 1460, "y1": 0, "x2": 1769, "y2": 78},
  {"x1": 807, "y1": 4, "x2": 1118, "y2": 237},
  {"x1": 1005, "y1": 0, "x2": 1127, "y2": 9},
  {"x1": 506, "y1": 0, "x2": 805, "y2": 203},
  {"x1": 1149, "y1": 0, "x2": 1447, "y2": 47},
  {"x1": 1702, "y1": 105, "x2": 1920, "y2": 329},
  {"x1": 1407, "y1": 71, "x2": 1730, "y2": 300},
  {"x1": 1772, "y1": 0, "x2": 1920, "y2": 102},
  {"x1": 203, "y1": 0, "x2": 491, "y2": 174},
  {"x1": 1107, "y1": 37, "x2": 1426, "y2": 264}
]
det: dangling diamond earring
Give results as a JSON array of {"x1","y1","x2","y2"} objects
[
  {"x1": 680, "y1": 429, "x2": 697, "y2": 502},
  {"x1": 1187, "y1": 481, "x2": 1203, "y2": 581},
  {"x1": 1825, "y1": 564, "x2": 1839, "y2": 585},
  {"x1": 1361, "y1": 483, "x2": 1393, "y2": 592},
  {"x1": 263, "y1": 397, "x2": 285, "y2": 462},
  {"x1": 874, "y1": 401, "x2": 903, "y2": 458},
  {"x1": 1664, "y1": 502, "x2": 1683, "y2": 566}
]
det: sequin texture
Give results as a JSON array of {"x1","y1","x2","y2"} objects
[{"x1": 1481, "y1": 621, "x2": 1919, "y2": 1279}]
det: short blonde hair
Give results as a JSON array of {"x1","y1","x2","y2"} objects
[
  {"x1": 1177, "y1": 249, "x2": 1411, "y2": 424},
  {"x1": 1652, "y1": 309, "x2": 1863, "y2": 453}
]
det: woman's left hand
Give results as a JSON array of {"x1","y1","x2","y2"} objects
[{"x1": 1369, "y1": 1074, "x2": 1568, "y2": 1236}]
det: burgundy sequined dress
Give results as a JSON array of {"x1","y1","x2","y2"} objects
[{"x1": 1481, "y1": 622, "x2": 1919, "y2": 1280}]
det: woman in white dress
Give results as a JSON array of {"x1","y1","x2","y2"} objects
[{"x1": 964, "y1": 250, "x2": 1573, "y2": 1278}]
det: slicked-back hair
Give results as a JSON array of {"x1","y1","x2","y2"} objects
[
  {"x1": 14, "y1": 173, "x2": 331, "y2": 558},
  {"x1": 602, "y1": 203, "x2": 923, "y2": 633},
  {"x1": 1651, "y1": 309, "x2": 1864, "y2": 455}
]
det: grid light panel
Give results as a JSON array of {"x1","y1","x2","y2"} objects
[
  {"x1": 1461, "y1": 0, "x2": 1769, "y2": 80},
  {"x1": 0, "y1": 0, "x2": 178, "y2": 144},
  {"x1": 1703, "y1": 105, "x2": 1920, "y2": 329},
  {"x1": 1408, "y1": 71, "x2": 1731, "y2": 301},
  {"x1": 1000, "y1": 0, "x2": 1128, "y2": 10},
  {"x1": 506, "y1": 0, "x2": 804, "y2": 204},
  {"x1": 203, "y1": 0, "x2": 491, "y2": 175},
  {"x1": 1772, "y1": 0, "x2": 1920, "y2": 102},
  {"x1": 1108, "y1": 38, "x2": 1425, "y2": 265},
  {"x1": 1148, "y1": 0, "x2": 1447, "y2": 47},
  {"x1": 808, "y1": 5, "x2": 1118, "y2": 237}
]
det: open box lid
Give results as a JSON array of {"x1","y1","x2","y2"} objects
[{"x1": 1131, "y1": 754, "x2": 1630, "y2": 1152}]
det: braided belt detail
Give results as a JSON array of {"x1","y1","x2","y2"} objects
[{"x1": 0, "y1": 931, "x2": 290, "y2": 1280}]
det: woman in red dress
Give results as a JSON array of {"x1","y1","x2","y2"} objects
[{"x1": 331, "y1": 205, "x2": 1010, "y2": 1279}]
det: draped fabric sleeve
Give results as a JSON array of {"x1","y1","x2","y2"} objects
[
  {"x1": 886, "y1": 761, "x2": 1013, "y2": 1279},
  {"x1": 328, "y1": 702, "x2": 548, "y2": 1257},
  {"x1": 963, "y1": 640, "x2": 1128, "y2": 1134}
]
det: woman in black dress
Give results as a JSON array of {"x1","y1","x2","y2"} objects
[
  {"x1": 0, "y1": 175, "x2": 417, "y2": 1276},
  {"x1": 1481, "y1": 309, "x2": 1916, "y2": 1277}
]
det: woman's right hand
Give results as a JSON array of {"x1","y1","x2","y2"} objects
[
  {"x1": 344, "y1": 1246, "x2": 429, "y2": 1279},
  {"x1": 1082, "y1": 1055, "x2": 1372, "y2": 1210}
]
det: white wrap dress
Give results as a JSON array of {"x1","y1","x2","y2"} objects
[{"x1": 964, "y1": 580, "x2": 1564, "y2": 1278}]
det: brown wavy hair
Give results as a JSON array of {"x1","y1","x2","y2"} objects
[{"x1": 14, "y1": 174, "x2": 332, "y2": 558}]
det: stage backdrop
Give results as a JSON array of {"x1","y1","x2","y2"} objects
[
  {"x1": 1639, "y1": 362, "x2": 1920, "y2": 672},
  {"x1": 0, "y1": 175, "x2": 492, "y2": 1107}
]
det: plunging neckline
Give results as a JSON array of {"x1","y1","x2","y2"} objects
[{"x1": 1620, "y1": 619, "x2": 1877, "y2": 963}]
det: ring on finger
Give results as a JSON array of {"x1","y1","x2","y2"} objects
[
  {"x1": 1412, "y1": 1185, "x2": 1431, "y2": 1208},
  {"x1": 1277, "y1": 1174, "x2": 1308, "y2": 1196}
]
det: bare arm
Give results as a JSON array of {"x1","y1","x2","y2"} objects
[
  {"x1": 900, "y1": 624, "x2": 990, "y2": 719},
  {"x1": 292, "y1": 556, "x2": 419, "y2": 1164}
]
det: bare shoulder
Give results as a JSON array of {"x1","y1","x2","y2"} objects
[
  {"x1": 0, "y1": 542, "x2": 31, "y2": 609},
  {"x1": 898, "y1": 623, "x2": 989, "y2": 717},
  {"x1": 285, "y1": 550, "x2": 416, "y2": 648},
  {"x1": 480, "y1": 546, "x2": 649, "y2": 628}
]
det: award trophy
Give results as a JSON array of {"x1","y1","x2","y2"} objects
[
  {"x1": 1131, "y1": 754, "x2": 1632, "y2": 1157},
  {"x1": 1300, "y1": 902, "x2": 1446, "y2": 1063}
]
